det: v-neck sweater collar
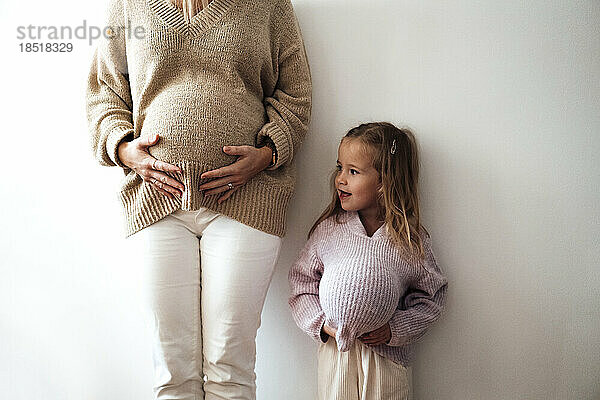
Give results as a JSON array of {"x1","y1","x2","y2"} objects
[
  {"x1": 345, "y1": 211, "x2": 387, "y2": 240},
  {"x1": 147, "y1": 0, "x2": 236, "y2": 36}
]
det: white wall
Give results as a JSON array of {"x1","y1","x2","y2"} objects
[{"x1": 1, "y1": 1, "x2": 598, "y2": 399}]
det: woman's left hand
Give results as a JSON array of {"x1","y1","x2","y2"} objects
[
  {"x1": 199, "y1": 145, "x2": 272, "y2": 204},
  {"x1": 359, "y1": 323, "x2": 392, "y2": 346}
]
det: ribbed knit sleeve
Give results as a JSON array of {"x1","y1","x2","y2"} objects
[
  {"x1": 85, "y1": 0, "x2": 134, "y2": 173},
  {"x1": 386, "y1": 234, "x2": 449, "y2": 347},
  {"x1": 288, "y1": 224, "x2": 327, "y2": 344},
  {"x1": 256, "y1": 0, "x2": 312, "y2": 170}
]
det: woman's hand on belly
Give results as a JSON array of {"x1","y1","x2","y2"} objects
[
  {"x1": 198, "y1": 145, "x2": 272, "y2": 204},
  {"x1": 358, "y1": 323, "x2": 392, "y2": 346},
  {"x1": 117, "y1": 134, "x2": 185, "y2": 199}
]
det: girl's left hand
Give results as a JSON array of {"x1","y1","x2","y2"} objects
[
  {"x1": 359, "y1": 323, "x2": 391, "y2": 346},
  {"x1": 199, "y1": 145, "x2": 272, "y2": 204}
]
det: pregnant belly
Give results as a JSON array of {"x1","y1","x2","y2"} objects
[{"x1": 138, "y1": 89, "x2": 266, "y2": 168}]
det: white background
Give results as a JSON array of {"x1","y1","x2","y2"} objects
[{"x1": 1, "y1": 1, "x2": 598, "y2": 399}]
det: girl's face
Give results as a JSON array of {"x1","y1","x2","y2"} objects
[{"x1": 335, "y1": 138, "x2": 381, "y2": 217}]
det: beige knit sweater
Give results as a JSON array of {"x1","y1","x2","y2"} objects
[{"x1": 85, "y1": 0, "x2": 312, "y2": 237}]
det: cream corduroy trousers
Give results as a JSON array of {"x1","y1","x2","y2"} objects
[
  {"x1": 318, "y1": 336, "x2": 412, "y2": 400},
  {"x1": 132, "y1": 208, "x2": 282, "y2": 400}
]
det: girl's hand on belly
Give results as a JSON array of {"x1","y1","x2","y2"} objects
[
  {"x1": 358, "y1": 323, "x2": 392, "y2": 346},
  {"x1": 199, "y1": 145, "x2": 273, "y2": 204},
  {"x1": 320, "y1": 324, "x2": 337, "y2": 343},
  {"x1": 323, "y1": 324, "x2": 337, "y2": 338}
]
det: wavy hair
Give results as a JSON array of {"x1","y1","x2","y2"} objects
[{"x1": 308, "y1": 122, "x2": 425, "y2": 258}]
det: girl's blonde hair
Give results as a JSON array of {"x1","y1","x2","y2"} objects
[{"x1": 308, "y1": 122, "x2": 425, "y2": 258}]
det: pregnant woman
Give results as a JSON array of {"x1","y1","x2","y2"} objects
[{"x1": 85, "y1": 0, "x2": 312, "y2": 398}]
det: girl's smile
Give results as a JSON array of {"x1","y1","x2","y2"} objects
[{"x1": 338, "y1": 188, "x2": 352, "y2": 200}]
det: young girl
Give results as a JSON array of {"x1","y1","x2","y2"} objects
[{"x1": 288, "y1": 122, "x2": 448, "y2": 400}]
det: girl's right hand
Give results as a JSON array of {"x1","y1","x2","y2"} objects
[
  {"x1": 322, "y1": 324, "x2": 337, "y2": 338},
  {"x1": 117, "y1": 134, "x2": 185, "y2": 199}
]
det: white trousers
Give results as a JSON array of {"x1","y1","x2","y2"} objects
[
  {"x1": 318, "y1": 337, "x2": 412, "y2": 400},
  {"x1": 132, "y1": 208, "x2": 282, "y2": 400}
]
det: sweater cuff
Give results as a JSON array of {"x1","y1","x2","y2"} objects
[
  {"x1": 318, "y1": 320, "x2": 329, "y2": 343},
  {"x1": 106, "y1": 125, "x2": 134, "y2": 169},
  {"x1": 309, "y1": 312, "x2": 327, "y2": 344},
  {"x1": 386, "y1": 312, "x2": 409, "y2": 347},
  {"x1": 257, "y1": 122, "x2": 290, "y2": 170}
]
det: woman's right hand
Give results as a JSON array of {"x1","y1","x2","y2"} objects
[{"x1": 117, "y1": 133, "x2": 185, "y2": 199}]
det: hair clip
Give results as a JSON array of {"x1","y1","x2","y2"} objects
[{"x1": 390, "y1": 139, "x2": 397, "y2": 154}]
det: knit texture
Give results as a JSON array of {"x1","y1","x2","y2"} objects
[
  {"x1": 288, "y1": 211, "x2": 448, "y2": 367},
  {"x1": 86, "y1": 0, "x2": 312, "y2": 237}
]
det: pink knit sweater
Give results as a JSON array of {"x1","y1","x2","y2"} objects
[{"x1": 288, "y1": 211, "x2": 448, "y2": 366}]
